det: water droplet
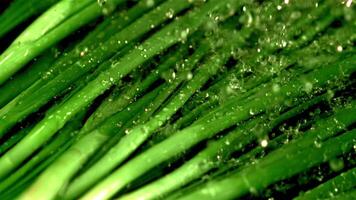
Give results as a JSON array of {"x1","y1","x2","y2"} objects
[
  {"x1": 304, "y1": 81, "x2": 313, "y2": 93},
  {"x1": 97, "y1": 0, "x2": 106, "y2": 6},
  {"x1": 314, "y1": 140, "x2": 322, "y2": 148},
  {"x1": 272, "y1": 84, "x2": 280, "y2": 93},
  {"x1": 336, "y1": 45, "x2": 343, "y2": 52},
  {"x1": 346, "y1": 0, "x2": 352, "y2": 7},
  {"x1": 165, "y1": 9, "x2": 174, "y2": 19},
  {"x1": 260, "y1": 139, "x2": 268, "y2": 147},
  {"x1": 329, "y1": 159, "x2": 344, "y2": 172},
  {"x1": 146, "y1": 0, "x2": 154, "y2": 7},
  {"x1": 186, "y1": 72, "x2": 193, "y2": 80},
  {"x1": 180, "y1": 29, "x2": 190, "y2": 41}
]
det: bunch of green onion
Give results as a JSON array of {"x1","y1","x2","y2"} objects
[{"x1": 0, "y1": 0, "x2": 355, "y2": 199}]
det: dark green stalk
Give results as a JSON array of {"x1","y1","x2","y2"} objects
[
  {"x1": 294, "y1": 167, "x2": 356, "y2": 200},
  {"x1": 0, "y1": 48, "x2": 58, "y2": 107}
]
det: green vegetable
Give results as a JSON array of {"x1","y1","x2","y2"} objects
[{"x1": 0, "y1": 0, "x2": 355, "y2": 199}]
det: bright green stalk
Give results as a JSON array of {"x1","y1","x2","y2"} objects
[
  {"x1": 0, "y1": 0, "x2": 193, "y2": 137},
  {"x1": 0, "y1": 126, "x2": 33, "y2": 156},
  {"x1": 0, "y1": 0, "x2": 129, "y2": 84},
  {"x1": 179, "y1": 128, "x2": 356, "y2": 200},
  {"x1": 0, "y1": 136, "x2": 77, "y2": 199},
  {"x1": 0, "y1": 6, "x2": 118, "y2": 108},
  {"x1": 17, "y1": 86, "x2": 160, "y2": 200},
  {"x1": 0, "y1": 110, "x2": 86, "y2": 193},
  {"x1": 64, "y1": 81, "x2": 178, "y2": 198},
  {"x1": 0, "y1": 0, "x2": 58, "y2": 38},
  {"x1": 294, "y1": 167, "x2": 356, "y2": 200},
  {"x1": 80, "y1": 55, "x2": 356, "y2": 199},
  {"x1": 0, "y1": 0, "x2": 94, "y2": 83}
]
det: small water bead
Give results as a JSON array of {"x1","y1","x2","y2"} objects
[
  {"x1": 314, "y1": 140, "x2": 322, "y2": 148},
  {"x1": 79, "y1": 47, "x2": 89, "y2": 57},
  {"x1": 224, "y1": 140, "x2": 230, "y2": 145},
  {"x1": 165, "y1": 9, "x2": 174, "y2": 19},
  {"x1": 249, "y1": 108, "x2": 256, "y2": 116},
  {"x1": 272, "y1": 84, "x2": 280, "y2": 93},
  {"x1": 146, "y1": 0, "x2": 154, "y2": 7},
  {"x1": 304, "y1": 81, "x2": 313, "y2": 93},
  {"x1": 336, "y1": 45, "x2": 343, "y2": 52},
  {"x1": 180, "y1": 28, "x2": 190, "y2": 41},
  {"x1": 260, "y1": 139, "x2": 268, "y2": 147},
  {"x1": 226, "y1": 86, "x2": 234, "y2": 94},
  {"x1": 186, "y1": 72, "x2": 193, "y2": 80},
  {"x1": 242, "y1": 6, "x2": 247, "y2": 12},
  {"x1": 329, "y1": 159, "x2": 344, "y2": 172},
  {"x1": 97, "y1": 0, "x2": 106, "y2": 6}
]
